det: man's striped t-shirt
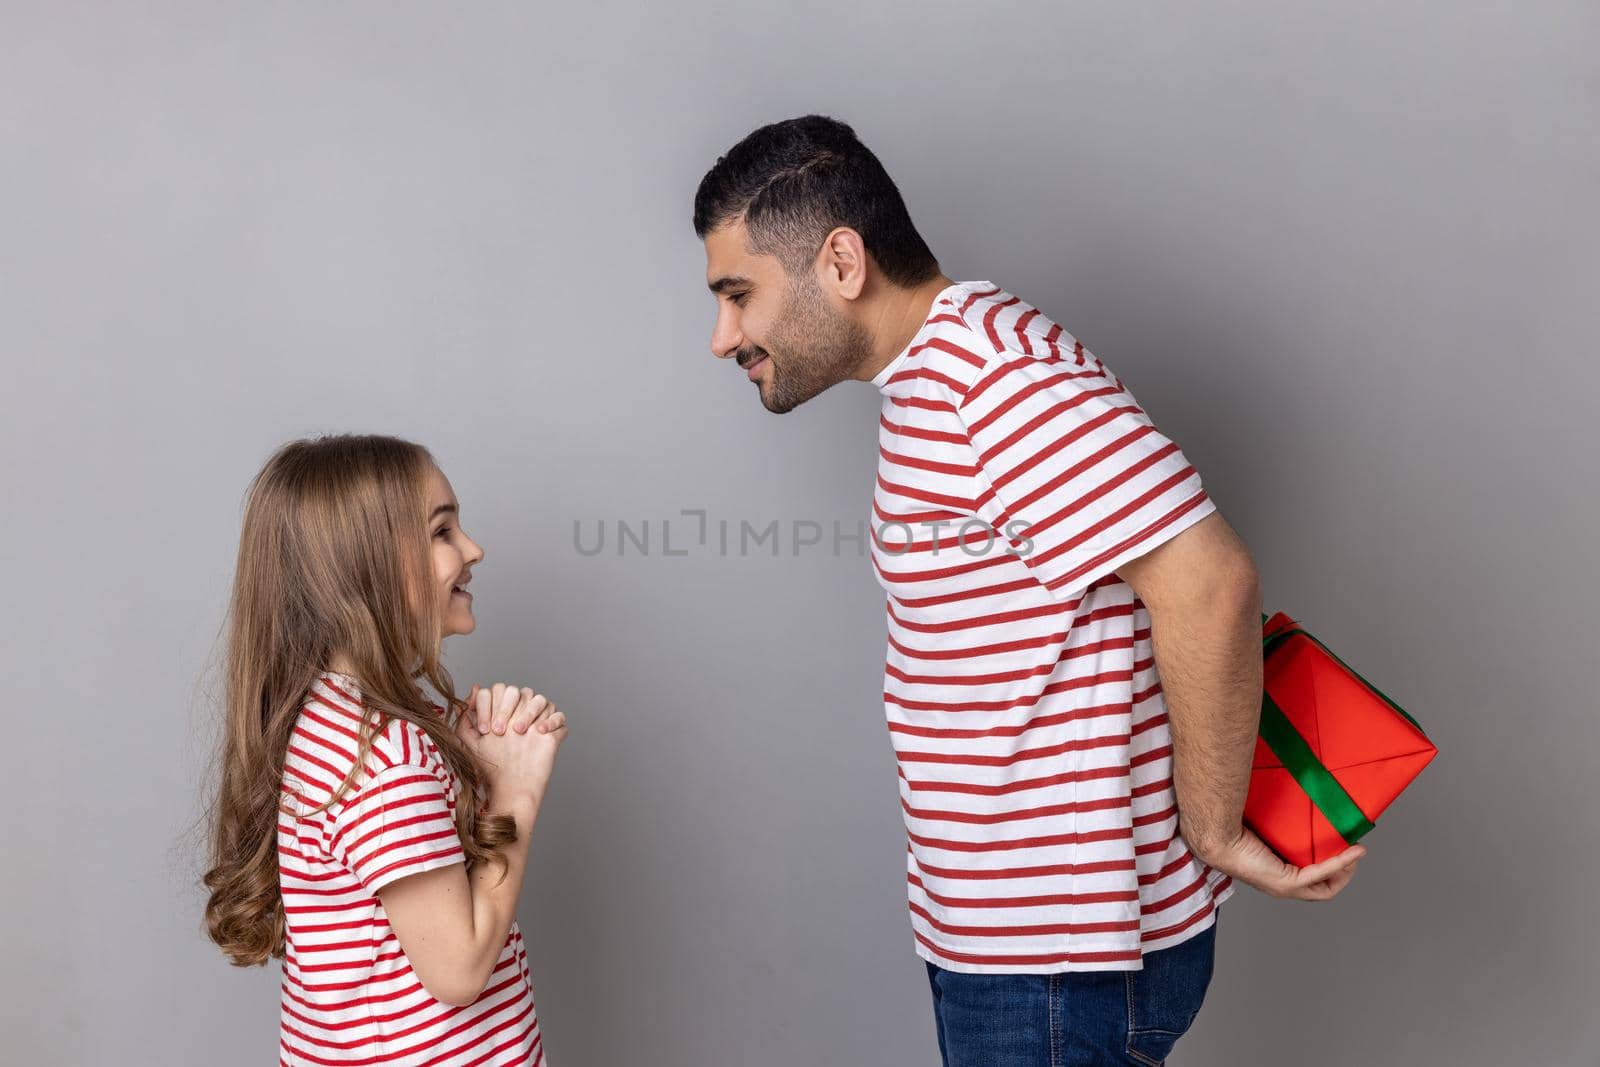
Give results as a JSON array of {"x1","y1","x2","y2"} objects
[
  {"x1": 869, "y1": 280, "x2": 1234, "y2": 974},
  {"x1": 277, "y1": 673, "x2": 545, "y2": 1066}
]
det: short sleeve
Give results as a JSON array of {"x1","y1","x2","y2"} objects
[
  {"x1": 327, "y1": 754, "x2": 466, "y2": 894},
  {"x1": 958, "y1": 357, "x2": 1216, "y2": 600}
]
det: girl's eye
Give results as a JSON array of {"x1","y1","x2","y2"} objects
[{"x1": 434, "y1": 525, "x2": 452, "y2": 539}]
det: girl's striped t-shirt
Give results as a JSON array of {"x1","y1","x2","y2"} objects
[
  {"x1": 870, "y1": 281, "x2": 1234, "y2": 974},
  {"x1": 277, "y1": 673, "x2": 545, "y2": 1066}
]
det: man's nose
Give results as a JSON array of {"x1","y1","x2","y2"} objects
[{"x1": 710, "y1": 312, "x2": 742, "y2": 360}]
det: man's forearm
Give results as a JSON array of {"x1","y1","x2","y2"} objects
[
  {"x1": 1121, "y1": 518, "x2": 1360, "y2": 898},
  {"x1": 1147, "y1": 570, "x2": 1262, "y2": 859}
]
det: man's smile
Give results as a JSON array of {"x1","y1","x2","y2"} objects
[{"x1": 736, "y1": 347, "x2": 770, "y2": 380}]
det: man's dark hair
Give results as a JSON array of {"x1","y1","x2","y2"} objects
[{"x1": 693, "y1": 115, "x2": 940, "y2": 288}]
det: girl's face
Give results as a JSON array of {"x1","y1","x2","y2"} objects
[{"x1": 424, "y1": 466, "x2": 485, "y2": 638}]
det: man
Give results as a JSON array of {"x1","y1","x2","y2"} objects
[{"x1": 693, "y1": 115, "x2": 1363, "y2": 1066}]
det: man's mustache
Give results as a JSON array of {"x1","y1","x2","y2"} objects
[{"x1": 735, "y1": 346, "x2": 770, "y2": 370}]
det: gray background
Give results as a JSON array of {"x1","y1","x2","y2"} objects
[{"x1": 2, "y1": 2, "x2": 1595, "y2": 1064}]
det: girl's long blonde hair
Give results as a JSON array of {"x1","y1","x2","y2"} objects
[{"x1": 203, "y1": 434, "x2": 514, "y2": 966}]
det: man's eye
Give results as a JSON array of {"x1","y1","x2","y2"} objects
[{"x1": 731, "y1": 292, "x2": 750, "y2": 307}]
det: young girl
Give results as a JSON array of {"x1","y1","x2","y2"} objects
[{"x1": 203, "y1": 434, "x2": 565, "y2": 1066}]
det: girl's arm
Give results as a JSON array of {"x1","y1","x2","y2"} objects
[
  {"x1": 379, "y1": 686, "x2": 566, "y2": 1007},
  {"x1": 377, "y1": 794, "x2": 538, "y2": 1006}
]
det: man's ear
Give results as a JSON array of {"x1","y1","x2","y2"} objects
[{"x1": 816, "y1": 226, "x2": 868, "y2": 301}]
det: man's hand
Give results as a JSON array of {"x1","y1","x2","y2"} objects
[{"x1": 1194, "y1": 827, "x2": 1365, "y2": 901}]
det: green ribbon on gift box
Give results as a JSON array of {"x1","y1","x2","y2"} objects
[{"x1": 1256, "y1": 615, "x2": 1393, "y2": 846}]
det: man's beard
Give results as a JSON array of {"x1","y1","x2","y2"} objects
[{"x1": 738, "y1": 272, "x2": 871, "y2": 414}]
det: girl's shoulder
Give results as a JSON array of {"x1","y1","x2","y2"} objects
[{"x1": 288, "y1": 674, "x2": 454, "y2": 803}]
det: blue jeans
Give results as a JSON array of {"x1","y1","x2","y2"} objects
[{"x1": 924, "y1": 922, "x2": 1218, "y2": 1067}]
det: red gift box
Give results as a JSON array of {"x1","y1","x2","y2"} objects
[{"x1": 1243, "y1": 613, "x2": 1438, "y2": 867}]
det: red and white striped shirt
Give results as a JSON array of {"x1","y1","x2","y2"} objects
[
  {"x1": 277, "y1": 673, "x2": 545, "y2": 1065},
  {"x1": 870, "y1": 281, "x2": 1234, "y2": 974}
]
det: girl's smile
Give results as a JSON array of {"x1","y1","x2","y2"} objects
[{"x1": 426, "y1": 465, "x2": 485, "y2": 638}]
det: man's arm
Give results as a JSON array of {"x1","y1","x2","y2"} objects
[{"x1": 1117, "y1": 511, "x2": 1364, "y2": 901}]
